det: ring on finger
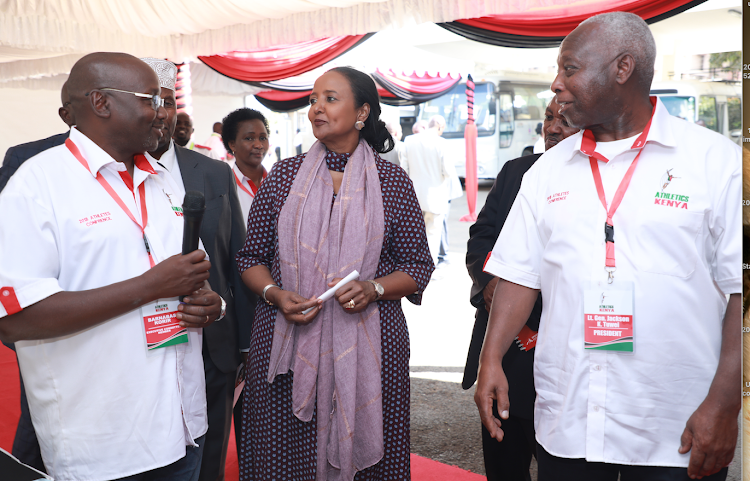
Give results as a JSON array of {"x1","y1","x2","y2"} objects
[{"x1": 345, "y1": 299, "x2": 355, "y2": 310}]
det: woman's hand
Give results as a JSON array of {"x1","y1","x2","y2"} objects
[
  {"x1": 331, "y1": 279, "x2": 377, "y2": 314},
  {"x1": 268, "y1": 288, "x2": 322, "y2": 325}
]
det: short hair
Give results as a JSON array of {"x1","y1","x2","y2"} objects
[
  {"x1": 384, "y1": 120, "x2": 401, "y2": 137},
  {"x1": 221, "y1": 108, "x2": 270, "y2": 154},
  {"x1": 428, "y1": 115, "x2": 446, "y2": 130},
  {"x1": 328, "y1": 66, "x2": 394, "y2": 154},
  {"x1": 579, "y1": 12, "x2": 656, "y2": 92}
]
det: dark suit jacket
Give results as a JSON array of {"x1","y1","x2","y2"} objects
[
  {"x1": 0, "y1": 132, "x2": 69, "y2": 193},
  {"x1": 463, "y1": 154, "x2": 542, "y2": 420},
  {"x1": 175, "y1": 146, "x2": 256, "y2": 373}
]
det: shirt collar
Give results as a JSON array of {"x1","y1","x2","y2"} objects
[
  {"x1": 232, "y1": 162, "x2": 247, "y2": 182},
  {"x1": 568, "y1": 96, "x2": 676, "y2": 162},
  {"x1": 68, "y1": 126, "x2": 125, "y2": 175},
  {"x1": 145, "y1": 140, "x2": 176, "y2": 172},
  {"x1": 232, "y1": 162, "x2": 267, "y2": 185},
  {"x1": 68, "y1": 127, "x2": 156, "y2": 185}
]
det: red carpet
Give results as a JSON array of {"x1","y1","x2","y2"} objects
[{"x1": 1, "y1": 347, "x2": 482, "y2": 481}]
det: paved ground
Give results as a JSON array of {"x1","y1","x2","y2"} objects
[{"x1": 406, "y1": 183, "x2": 741, "y2": 480}]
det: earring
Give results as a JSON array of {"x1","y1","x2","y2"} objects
[{"x1": 355, "y1": 120, "x2": 365, "y2": 131}]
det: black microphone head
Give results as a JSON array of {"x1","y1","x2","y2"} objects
[{"x1": 183, "y1": 191, "x2": 205, "y2": 217}]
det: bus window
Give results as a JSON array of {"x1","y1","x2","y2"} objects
[
  {"x1": 499, "y1": 92, "x2": 513, "y2": 148},
  {"x1": 728, "y1": 96, "x2": 741, "y2": 132},
  {"x1": 418, "y1": 82, "x2": 496, "y2": 139},
  {"x1": 698, "y1": 97, "x2": 718, "y2": 132},
  {"x1": 512, "y1": 85, "x2": 548, "y2": 120},
  {"x1": 659, "y1": 96, "x2": 696, "y2": 121}
]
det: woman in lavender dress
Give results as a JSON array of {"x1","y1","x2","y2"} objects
[{"x1": 235, "y1": 67, "x2": 433, "y2": 481}]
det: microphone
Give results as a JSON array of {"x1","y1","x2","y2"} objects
[{"x1": 181, "y1": 191, "x2": 206, "y2": 301}]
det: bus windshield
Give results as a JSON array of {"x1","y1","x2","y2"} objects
[
  {"x1": 419, "y1": 82, "x2": 496, "y2": 139},
  {"x1": 658, "y1": 96, "x2": 696, "y2": 122}
]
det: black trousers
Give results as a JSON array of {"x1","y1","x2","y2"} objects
[
  {"x1": 197, "y1": 342, "x2": 235, "y2": 481},
  {"x1": 537, "y1": 443, "x2": 728, "y2": 481},
  {"x1": 482, "y1": 401, "x2": 536, "y2": 481}
]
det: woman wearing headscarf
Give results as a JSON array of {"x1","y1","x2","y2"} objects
[{"x1": 235, "y1": 67, "x2": 433, "y2": 481}]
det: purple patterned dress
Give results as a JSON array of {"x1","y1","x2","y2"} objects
[{"x1": 235, "y1": 148, "x2": 434, "y2": 480}]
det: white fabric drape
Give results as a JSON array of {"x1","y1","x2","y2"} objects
[{"x1": 0, "y1": 0, "x2": 580, "y2": 81}]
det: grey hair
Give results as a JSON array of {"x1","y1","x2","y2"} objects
[
  {"x1": 428, "y1": 115, "x2": 446, "y2": 130},
  {"x1": 579, "y1": 11, "x2": 656, "y2": 92}
]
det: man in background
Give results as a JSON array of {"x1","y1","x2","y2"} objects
[
  {"x1": 0, "y1": 82, "x2": 75, "y2": 192},
  {"x1": 141, "y1": 58, "x2": 255, "y2": 481},
  {"x1": 197, "y1": 122, "x2": 227, "y2": 161},
  {"x1": 401, "y1": 115, "x2": 453, "y2": 266},
  {"x1": 464, "y1": 97, "x2": 578, "y2": 481},
  {"x1": 379, "y1": 120, "x2": 404, "y2": 166},
  {"x1": 173, "y1": 111, "x2": 195, "y2": 149}
]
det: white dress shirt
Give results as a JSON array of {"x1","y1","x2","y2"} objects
[
  {"x1": 401, "y1": 129, "x2": 453, "y2": 215},
  {"x1": 485, "y1": 99, "x2": 741, "y2": 467},
  {"x1": 146, "y1": 140, "x2": 186, "y2": 201},
  {"x1": 0, "y1": 128, "x2": 208, "y2": 481}
]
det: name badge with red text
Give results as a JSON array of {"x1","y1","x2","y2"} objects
[
  {"x1": 141, "y1": 298, "x2": 188, "y2": 350},
  {"x1": 583, "y1": 282, "x2": 634, "y2": 352}
]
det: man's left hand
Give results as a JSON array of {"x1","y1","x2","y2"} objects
[
  {"x1": 678, "y1": 399, "x2": 738, "y2": 479},
  {"x1": 177, "y1": 288, "x2": 222, "y2": 328}
]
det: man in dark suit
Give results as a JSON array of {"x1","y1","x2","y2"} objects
[
  {"x1": 142, "y1": 58, "x2": 255, "y2": 481},
  {"x1": 0, "y1": 82, "x2": 74, "y2": 193},
  {"x1": 464, "y1": 97, "x2": 577, "y2": 481},
  {"x1": 0, "y1": 81, "x2": 75, "y2": 473}
]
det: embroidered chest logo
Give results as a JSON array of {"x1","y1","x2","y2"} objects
[
  {"x1": 79, "y1": 211, "x2": 113, "y2": 227},
  {"x1": 163, "y1": 189, "x2": 184, "y2": 217},
  {"x1": 654, "y1": 168, "x2": 688, "y2": 210},
  {"x1": 547, "y1": 191, "x2": 569, "y2": 204}
]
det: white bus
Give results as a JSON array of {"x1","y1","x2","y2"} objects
[
  {"x1": 414, "y1": 78, "x2": 741, "y2": 180},
  {"x1": 415, "y1": 78, "x2": 552, "y2": 180},
  {"x1": 650, "y1": 80, "x2": 741, "y2": 145}
]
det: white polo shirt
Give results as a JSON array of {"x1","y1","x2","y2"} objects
[
  {"x1": 485, "y1": 98, "x2": 741, "y2": 467},
  {"x1": 0, "y1": 127, "x2": 208, "y2": 481}
]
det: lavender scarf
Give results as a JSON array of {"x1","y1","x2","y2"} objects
[{"x1": 269, "y1": 139, "x2": 385, "y2": 481}]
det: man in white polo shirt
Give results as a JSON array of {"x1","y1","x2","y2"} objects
[
  {"x1": 0, "y1": 52, "x2": 223, "y2": 481},
  {"x1": 475, "y1": 12, "x2": 740, "y2": 481}
]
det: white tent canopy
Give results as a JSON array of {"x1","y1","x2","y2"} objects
[{"x1": 0, "y1": 0, "x2": 588, "y2": 82}]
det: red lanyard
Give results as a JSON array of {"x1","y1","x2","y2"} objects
[
  {"x1": 233, "y1": 169, "x2": 265, "y2": 198},
  {"x1": 66, "y1": 139, "x2": 156, "y2": 268},
  {"x1": 582, "y1": 100, "x2": 655, "y2": 281}
]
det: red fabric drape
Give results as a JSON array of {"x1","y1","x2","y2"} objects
[
  {"x1": 456, "y1": 0, "x2": 704, "y2": 37},
  {"x1": 374, "y1": 69, "x2": 461, "y2": 95},
  {"x1": 199, "y1": 34, "x2": 372, "y2": 82},
  {"x1": 460, "y1": 75, "x2": 477, "y2": 223}
]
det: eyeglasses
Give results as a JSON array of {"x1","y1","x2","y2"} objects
[{"x1": 86, "y1": 88, "x2": 165, "y2": 111}]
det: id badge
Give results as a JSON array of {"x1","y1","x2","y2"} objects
[
  {"x1": 583, "y1": 281, "x2": 634, "y2": 352},
  {"x1": 141, "y1": 298, "x2": 188, "y2": 350}
]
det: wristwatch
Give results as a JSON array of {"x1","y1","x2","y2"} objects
[
  {"x1": 216, "y1": 296, "x2": 227, "y2": 321},
  {"x1": 367, "y1": 280, "x2": 384, "y2": 301}
]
